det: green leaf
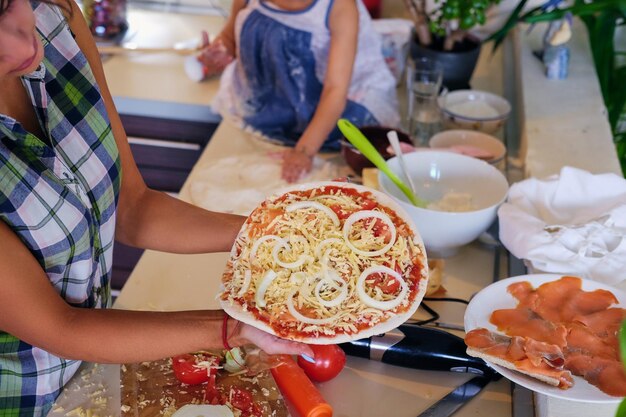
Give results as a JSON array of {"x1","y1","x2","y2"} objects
[
  {"x1": 608, "y1": 67, "x2": 626, "y2": 129},
  {"x1": 617, "y1": 320, "x2": 626, "y2": 417},
  {"x1": 486, "y1": 0, "x2": 530, "y2": 52},
  {"x1": 616, "y1": 399, "x2": 626, "y2": 417}
]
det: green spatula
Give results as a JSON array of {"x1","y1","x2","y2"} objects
[{"x1": 337, "y1": 119, "x2": 428, "y2": 208}]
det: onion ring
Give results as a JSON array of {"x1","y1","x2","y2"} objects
[
  {"x1": 357, "y1": 265, "x2": 408, "y2": 311},
  {"x1": 255, "y1": 270, "x2": 278, "y2": 308},
  {"x1": 272, "y1": 238, "x2": 308, "y2": 269},
  {"x1": 286, "y1": 201, "x2": 340, "y2": 227},
  {"x1": 286, "y1": 289, "x2": 340, "y2": 325},
  {"x1": 314, "y1": 270, "x2": 348, "y2": 308},
  {"x1": 342, "y1": 210, "x2": 397, "y2": 257},
  {"x1": 237, "y1": 269, "x2": 252, "y2": 297},
  {"x1": 250, "y1": 235, "x2": 285, "y2": 264}
]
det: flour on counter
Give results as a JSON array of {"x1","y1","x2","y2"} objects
[{"x1": 189, "y1": 153, "x2": 345, "y2": 215}]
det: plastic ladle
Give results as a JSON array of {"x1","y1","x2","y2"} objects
[
  {"x1": 337, "y1": 119, "x2": 428, "y2": 208},
  {"x1": 387, "y1": 130, "x2": 419, "y2": 198}
]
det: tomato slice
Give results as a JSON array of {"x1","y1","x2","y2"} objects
[
  {"x1": 369, "y1": 272, "x2": 401, "y2": 295},
  {"x1": 204, "y1": 373, "x2": 222, "y2": 405},
  {"x1": 172, "y1": 353, "x2": 219, "y2": 386},
  {"x1": 228, "y1": 386, "x2": 262, "y2": 417}
]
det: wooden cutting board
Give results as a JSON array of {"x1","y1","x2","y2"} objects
[{"x1": 120, "y1": 357, "x2": 288, "y2": 417}]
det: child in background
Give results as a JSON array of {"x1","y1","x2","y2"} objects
[{"x1": 198, "y1": 0, "x2": 399, "y2": 182}]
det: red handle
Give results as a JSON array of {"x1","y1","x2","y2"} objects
[{"x1": 270, "y1": 355, "x2": 333, "y2": 417}]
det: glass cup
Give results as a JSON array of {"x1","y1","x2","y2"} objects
[{"x1": 406, "y1": 57, "x2": 444, "y2": 147}]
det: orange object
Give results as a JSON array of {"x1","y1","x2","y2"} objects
[{"x1": 270, "y1": 355, "x2": 333, "y2": 417}]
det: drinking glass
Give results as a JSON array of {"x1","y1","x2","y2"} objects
[{"x1": 406, "y1": 57, "x2": 444, "y2": 147}]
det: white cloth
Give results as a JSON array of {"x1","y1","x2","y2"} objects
[{"x1": 498, "y1": 166, "x2": 626, "y2": 285}]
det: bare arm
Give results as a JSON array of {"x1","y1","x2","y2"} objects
[
  {"x1": 281, "y1": 0, "x2": 359, "y2": 182},
  {"x1": 67, "y1": 0, "x2": 244, "y2": 253},
  {"x1": 196, "y1": 0, "x2": 247, "y2": 72},
  {"x1": 0, "y1": 222, "x2": 310, "y2": 363}
]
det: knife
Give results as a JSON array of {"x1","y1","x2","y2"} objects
[
  {"x1": 340, "y1": 325, "x2": 501, "y2": 417},
  {"x1": 416, "y1": 375, "x2": 494, "y2": 417},
  {"x1": 340, "y1": 324, "x2": 496, "y2": 376}
]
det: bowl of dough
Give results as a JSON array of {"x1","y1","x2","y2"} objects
[
  {"x1": 439, "y1": 90, "x2": 511, "y2": 133},
  {"x1": 378, "y1": 150, "x2": 509, "y2": 257}
]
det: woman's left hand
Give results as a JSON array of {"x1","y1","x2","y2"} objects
[{"x1": 281, "y1": 148, "x2": 313, "y2": 183}]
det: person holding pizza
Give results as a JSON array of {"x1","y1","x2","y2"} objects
[{"x1": 0, "y1": 0, "x2": 313, "y2": 415}]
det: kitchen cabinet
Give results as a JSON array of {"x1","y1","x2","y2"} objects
[{"x1": 111, "y1": 97, "x2": 221, "y2": 289}]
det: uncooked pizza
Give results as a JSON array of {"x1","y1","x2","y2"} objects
[{"x1": 220, "y1": 182, "x2": 428, "y2": 344}]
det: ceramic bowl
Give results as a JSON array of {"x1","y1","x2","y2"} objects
[
  {"x1": 439, "y1": 90, "x2": 511, "y2": 133},
  {"x1": 429, "y1": 129, "x2": 507, "y2": 165},
  {"x1": 378, "y1": 151, "x2": 509, "y2": 257},
  {"x1": 340, "y1": 126, "x2": 412, "y2": 175}
]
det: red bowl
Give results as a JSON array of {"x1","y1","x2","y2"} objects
[{"x1": 340, "y1": 126, "x2": 412, "y2": 174}]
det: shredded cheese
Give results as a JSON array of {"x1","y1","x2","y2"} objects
[{"x1": 221, "y1": 186, "x2": 426, "y2": 337}]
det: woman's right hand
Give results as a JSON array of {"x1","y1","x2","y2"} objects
[{"x1": 197, "y1": 31, "x2": 234, "y2": 77}]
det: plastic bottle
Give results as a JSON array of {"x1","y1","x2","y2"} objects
[{"x1": 270, "y1": 355, "x2": 333, "y2": 417}]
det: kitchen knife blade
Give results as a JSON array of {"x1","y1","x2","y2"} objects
[{"x1": 416, "y1": 375, "x2": 493, "y2": 417}]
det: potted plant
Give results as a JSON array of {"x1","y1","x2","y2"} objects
[{"x1": 403, "y1": 0, "x2": 502, "y2": 89}]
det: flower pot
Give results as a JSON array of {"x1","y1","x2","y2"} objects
[{"x1": 410, "y1": 34, "x2": 481, "y2": 91}]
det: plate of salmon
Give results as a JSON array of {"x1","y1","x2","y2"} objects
[{"x1": 464, "y1": 274, "x2": 626, "y2": 402}]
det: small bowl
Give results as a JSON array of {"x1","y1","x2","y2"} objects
[
  {"x1": 378, "y1": 151, "x2": 509, "y2": 257},
  {"x1": 341, "y1": 126, "x2": 412, "y2": 175},
  {"x1": 429, "y1": 129, "x2": 506, "y2": 165},
  {"x1": 439, "y1": 90, "x2": 511, "y2": 133}
]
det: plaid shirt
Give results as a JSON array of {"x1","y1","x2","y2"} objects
[{"x1": 0, "y1": 3, "x2": 121, "y2": 416}]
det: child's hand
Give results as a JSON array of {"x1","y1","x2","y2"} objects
[
  {"x1": 197, "y1": 31, "x2": 234, "y2": 77},
  {"x1": 281, "y1": 148, "x2": 313, "y2": 183}
]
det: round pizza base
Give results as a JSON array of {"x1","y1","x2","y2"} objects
[{"x1": 220, "y1": 181, "x2": 429, "y2": 344}]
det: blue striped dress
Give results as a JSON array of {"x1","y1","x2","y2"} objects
[{"x1": 0, "y1": 2, "x2": 121, "y2": 416}]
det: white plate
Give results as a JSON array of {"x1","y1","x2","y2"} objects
[{"x1": 464, "y1": 273, "x2": 626, "y2": 403}]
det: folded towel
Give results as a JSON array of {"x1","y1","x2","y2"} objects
[{"x1": 498, "y1": 166, "x2": 626, "y2": 285}]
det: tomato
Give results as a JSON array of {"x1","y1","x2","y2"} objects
[
  {"x1": 360, "y1": 199, "x2": 377, "y2": 210},
  {"x1": 172, "y1": 353, "x2": 219, "y2": 385},
  {"x1": 369, "y1": 272, "x2": 401, "y2": 295},
  {"x1": 329, "y1": 204, "x2": 351, "y2": 220},
  {"x1": 204, "y1": 373, "x2": 221, "y2": 404},
  {"x1": 369, "y1": 218, "x2": 392, "y2": 241},
  {"x1": 297, "y1": 344, "x2": 346, "y2": 382}
]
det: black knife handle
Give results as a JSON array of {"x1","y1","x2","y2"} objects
[{"x1": 340, "y1": 325, "x2": 496, "y2": 377}]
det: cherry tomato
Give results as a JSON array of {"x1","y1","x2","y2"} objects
[
  {"x1": 172, "y1": 353, "x2": 219, "y2": 385},
  {"x1": 297, "y1": 344, "x2": 346, "y2": 382}
]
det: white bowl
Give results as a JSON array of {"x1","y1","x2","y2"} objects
[
  {"x1": 429, "y1": 129, "x2": 507, "y2": 165},
  {"x1": 378, "y1": 151, "x2": 509, "y2": 257},
  {"x1": 439, "y1": 90, "x2": 511, "y2": 134}
]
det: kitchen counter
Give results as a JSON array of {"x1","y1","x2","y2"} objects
[
  {"x1": 49, "y1": 5, "x2": 624, "y2": 417},
  {"x1": 50, "y1": 118, "x2": 513, "y2": 417}
]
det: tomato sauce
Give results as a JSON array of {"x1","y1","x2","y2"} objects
[{"x1": 226, "y1": 185, "x2": 427, "y2": 339}]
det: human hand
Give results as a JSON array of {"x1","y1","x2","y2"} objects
[
  {"x1": 281, "y1": 148, "x2": 314, "y2": 183},
  {"x1": 197, "y1": 31, "x2": 234, "y2": 77},
  {"x1": 234, "y1": 323, "x2": 314, "y2": 357}
]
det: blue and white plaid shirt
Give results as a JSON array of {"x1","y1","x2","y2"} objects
[{"x1": 0, "y1": 2, "x2": 121, "y2": 415}]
